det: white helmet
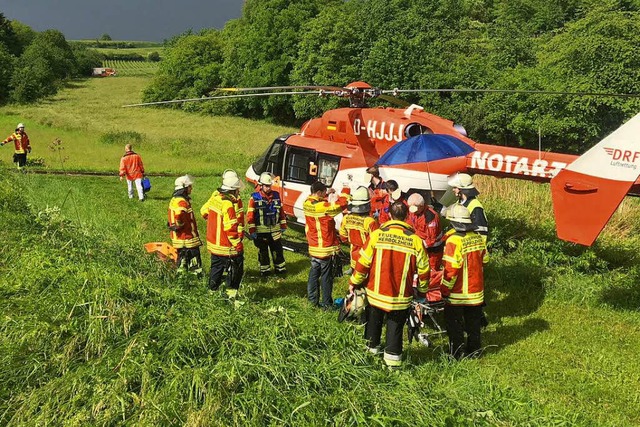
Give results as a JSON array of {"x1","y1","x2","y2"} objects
[
  {"x1": 447, "y1": 173, "x2": 475, "y2": 189},
  {"x1": 17, "y1": 123, "x2": 25, "y2": 129},
  {"x1": 407, "y1": 193, "x2": 425, "y2": 213},
  {"x1": 351, "y1": 186, "x2": 370, "y2": 205},
  {"x1": 446, "y1": 204, "x2": 472, "y2": 224},
  {"x1": 222, "y1": 169, "x2": 238, "y2": 180},
  {"x1": 258, "y1": 172, "x2": 273, "y2": 186},
  {"x1": 174, "y1": 175, "x2": 194, "y2": 190},
  {"x1": 338, "y1": 288, "x2": 368, "y2": 322},
  {"x1": 221, "y1": 175, "x2": 245, "y2": 191}
]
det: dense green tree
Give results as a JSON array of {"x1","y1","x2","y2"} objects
[
  {"x1": 0, "y1": 13, "x2": 20, "y2": 56},
  {"x1": 142, "y1": 29, "x2": 225, "y2": 112},
  {"x1": 0, "y1": 44, "x2": 15, "y2": 103},
  {"x1": 10, "y1": 29, "x2": 76, "y2": 102},
  {"x1": 9, "y1": 20, "x2": 36, "y2": 56}
]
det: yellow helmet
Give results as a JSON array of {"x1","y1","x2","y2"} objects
[{"x1": 446, "y1": 204, "x2": 472, "y2": 224}]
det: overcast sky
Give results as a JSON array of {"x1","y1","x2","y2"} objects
[{"x1": 0, "y1": 0, "x2": 242, "y2": 41}]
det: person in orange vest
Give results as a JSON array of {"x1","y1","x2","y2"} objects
[
  {"x1": 200, "y1": 172, "x2": 245, "y2": 298},
  {"x1": 378, "y1": 180, "x2": 407, "y2": 224},
  {"x1": 349, "y1": 201, "x2": 430, "y2": 368},
  {"x1": 168, "y1": 175, "x2": 203, "y2": 276},
  {"x1": 304, "y1": 181, "x2": 349, "y2": 308},
  {"x1": 1, "y1": 123, "x2": 31, "y2": 172},
  {"x1": 440, "y1": 204, "x2": 489, "y2": 360},
  {"x1": 339, "y1": 186, "x2": 379, "y2": 272},
  {"x1": 119, "y1": 144, "x2": 145, "y2": 201},
  {"x1": 407, "y1": 193, "x2": 445, "y2": 277},
  {"x1": 246, "y1": 172, "x2": 287, "y2": 276}
]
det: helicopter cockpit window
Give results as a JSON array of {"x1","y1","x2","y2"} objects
[
  {"x1": 317, "y1": 155, "x2": 340, "y2": 186},
  {"x1": 251, "y1": 136, "x2": 288, "y2": 176},
  {"x1": 285, "y1": 148, "x2": 315, "y2": 184}
]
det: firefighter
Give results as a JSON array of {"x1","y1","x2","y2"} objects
[
  {"x1": 407, "y1": 193, "x2": 444, "y2": 275},
  {"x1": 119, "y1": 144, "x2": 146, "y2": 201},
  {"x1": 378, "y1": 180, "x2": 407, "y2": 224},
  {"x1": 1, "y1": 123, "x2": 31, "y2": 172},
  {"x1": 349, "y1": 201, "x2": 430, "y2": 368},
  {"x1": 339, "y1": 186, "x2": 379, "y2": 271},
  {"x1": 447, "y1": 173, "x2": 488, "y2": 238},
  {"x1": 246, "y1": 172, "x2": 287, "y2": 276},
  {"x1": 168, "y1": 175, "x2": 203, "y2": 276},
  {"x1": 200, "y1": 172, "x2": 245, "y2": 298},
  {"x1": 440, "y1": 204, "x2": 489, "y2": 359},
  {"x1": 304, "y1": 181, "x2": 349, "y2": 308}
]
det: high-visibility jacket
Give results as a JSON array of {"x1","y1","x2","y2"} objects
[
  {"x1": 462, "y1": 198, "x2": 488, "y2": 236},
  {"x1": 247, "y1": 189, "x2": 286, "y2": 236},
  {"x1": 168, "y1": 193, "x2": 202, "y2": 249},
  {"x1": 440, "y1": 231, "x2": 489, "y2": 306},
  {"x1": 1, "y1": 131, "x2": 30, "y2": 154},
  {"x1": 200, "y1": 190, "x2": 243, "y2": 256},
  {"x1": 303, "y1": 193, "x2": 349, "y2": 259},
  {"x1": 349, "y1": 220, "x2": 430, "y2": 311},
  {"x1": 339, "y1": 213, "x2": 379, "y2": 268},
  {"x1": 119, "y1": 151, "x2": 144, "y2": 180},
  {"x1": 202, "y1": 190, "x2": 244, "y2": 237}
]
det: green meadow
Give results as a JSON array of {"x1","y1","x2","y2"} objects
[{"x1": 1, "y1": 77, "x2": 639, "y2": 426}]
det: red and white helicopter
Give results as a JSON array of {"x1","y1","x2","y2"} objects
[{"x1": 126, "y1": 81, "x2": 640, "y2": 246}]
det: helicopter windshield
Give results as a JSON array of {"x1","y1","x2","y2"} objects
[{"x1": 252, "y1": 136, "x2": 289, "y2": 176}]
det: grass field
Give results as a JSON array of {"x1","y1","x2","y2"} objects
[{"x1": 1, "y1": 75, "x2": 640, "y2": 425}]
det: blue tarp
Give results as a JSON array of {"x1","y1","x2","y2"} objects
[{"x1": 377, "y1": 134, "x2": 475, "y2": 166}]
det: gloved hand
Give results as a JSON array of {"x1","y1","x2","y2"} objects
[
  {"x1": 248, "y1": 232, "x2": 257, "y2": 240},
  {"x1": 28, "y1": 148, "x2": 31, "y2": 153}
]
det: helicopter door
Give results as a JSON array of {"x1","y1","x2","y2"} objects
[{"x1": 283, "y1": 146, "x2": 317, "y2": 222}]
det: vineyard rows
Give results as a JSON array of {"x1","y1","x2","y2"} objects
[{"x1": 102, "y1": 60, "x2": 158, "y2": 77}]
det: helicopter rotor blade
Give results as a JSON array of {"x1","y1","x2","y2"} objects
[
  {"x1": 377, "y1": 94, "x2": 411, "y2": 107},
  {"x1": 384, "y1": 88, "x2": 640, "y2": 98},
  {"x1": 213, "y1": 85, "x2": 345, "y2": 93},
  {"x1": 122, "y1": 90, "x2": 329, "y2": 108}
]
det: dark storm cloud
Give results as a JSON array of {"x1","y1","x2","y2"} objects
[{"x1": 0, "y1": 0, "x2": 242, "y2": 41}]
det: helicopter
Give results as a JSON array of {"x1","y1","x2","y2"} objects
[{"x1": 125, "y1": 81, "x2": 640, "y2": 246}]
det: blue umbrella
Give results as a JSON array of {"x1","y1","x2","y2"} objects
[{"x1": 377, "y1": 134, "x2": 475, "y2": 166}]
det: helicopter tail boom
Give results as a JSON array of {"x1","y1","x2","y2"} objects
[{"x1": 550, "y1": 113, "x2": 640, "y2": 245}]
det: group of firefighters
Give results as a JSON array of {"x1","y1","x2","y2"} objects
[{"x1": 165, "y1": 162, "x2": 490, "y2": 367}]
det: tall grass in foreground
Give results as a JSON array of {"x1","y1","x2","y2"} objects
[{"x1": 2, "y1": 171, "x2": 640, "y2": 425}]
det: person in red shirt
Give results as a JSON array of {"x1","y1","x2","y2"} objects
[
  {"x1": 378, "y1": 180, "x2": 407, "y2": 224},
  {"x1": 407, "y1": 194, "x2": 445, "y2": 284},
  {"x1": 119, "y1": 144, "x2": 145, "y2": 201},
  {"x1": 1, "y1": 123, "x2": 31, "y2": 172}
]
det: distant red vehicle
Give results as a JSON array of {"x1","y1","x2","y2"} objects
[{"x1": 91, "y1": 67, "x2": 117, "y2": 77}]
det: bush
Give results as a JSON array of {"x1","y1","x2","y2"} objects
[{"x1": 147, "y1": 51, "x2": 160, "y2": 62}]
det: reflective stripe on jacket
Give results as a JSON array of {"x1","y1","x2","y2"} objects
[
  {"x1": 200, "y1": 190, "x2": 243, "y2": 256},
  {"x1": 119, "y1": 151, "x2": 144, "y2": 180},
  {"x1": 339, "y1": 213, "x2": 378, "y2": 268},
  {"x1": 247, "y1": 189, "x2": 287, "y2": 235},
  {"x1": 464, "y1": 198, "x2": 488, "y2": 236},
  {"x1": 441, "y1": 231, "x2": 489, "y2": 306},
  {"x1": 349, "y1": 220, "x2": 430, "y2": 311},
  {"x1": 303, "y1": 193, "x2": 348, "y2": 259},
  {"x1": 168, "y1": 195, "x2": 202, "y2": 248},
  {"x1": 2, "y1": 132, "x2": 30, "y2": 154}
]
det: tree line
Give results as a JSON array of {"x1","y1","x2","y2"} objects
[
  {"x1": 143, "y1": 0, "x2": 640, "y2": 152},
  {"x1": 0, "y1": 13, "x2": 102, "y2": 104}
]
